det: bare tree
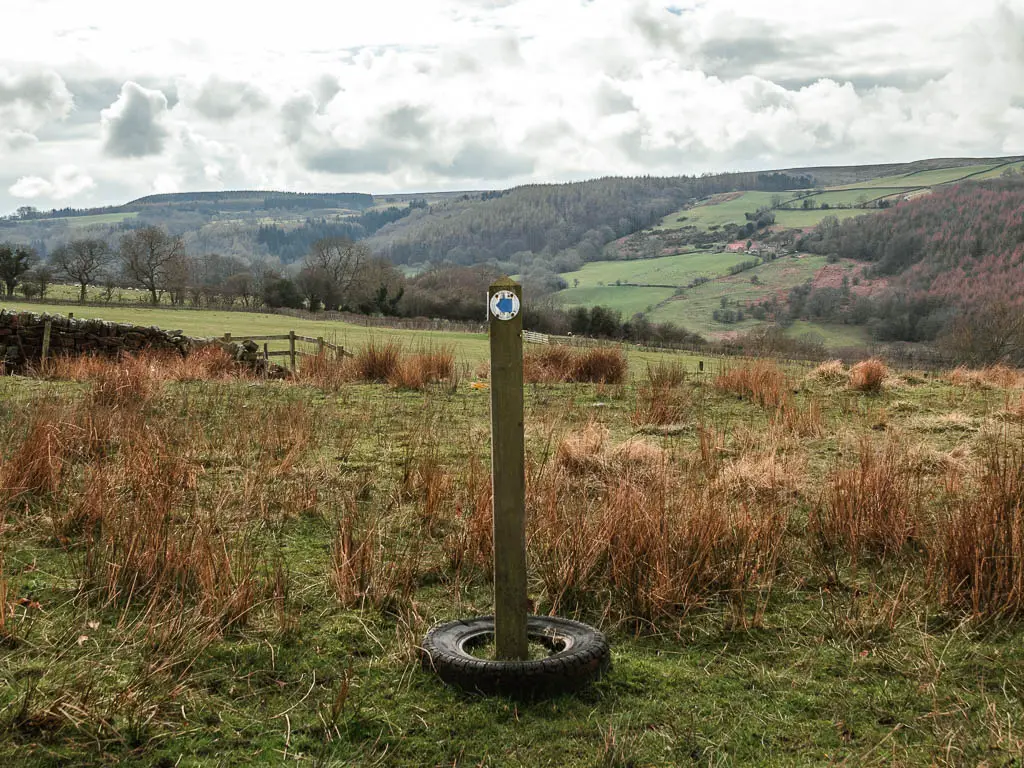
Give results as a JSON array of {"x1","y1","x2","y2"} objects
[
  {"x1": 0, "y1": 242, "x2": 36, "y2": 296},
  {"x1": 118, "y1": 227, "x2": 185, "y2": 305},
  {"x1": 50, "y1": 238, "x2": 113, "y2": 302},
  {"x1": 303, "y1": 238, "x2": 370, "y2": 309}
]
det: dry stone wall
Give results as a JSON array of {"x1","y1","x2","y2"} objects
[{"x1": 0, "y1": 310, "x2": 286, "y2": 376}]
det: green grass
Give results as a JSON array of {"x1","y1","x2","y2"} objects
[
  {"x1": 554, "y1": 285, "x2": 677, "y2": 317},
  {"x1": 773, "y1": 208, "x2": 870, "y2": 229},
  {"x1": 47, "y1": 211, "x2": 139, "y2": 228},
  {"x1": 781, "y1": 189, "x2": 914, "y2": 209},
  {"x1": 972, "y1": 160, "x2": 1024, "y2": 180},
  {"x1": 784, "y1": 319, "x2": 872, "y2": 349},
  {"x1": 3, "y1": 358, "x2": 1024, "y2": 765},
  {"x1": 836, "y1": 164, "x2": 999, "y2": 189},
  {"x1": 647, "y1": 255, "x2": 829, "y2": 334},
  {"x1": 2, "y1": 299, "x2": 495, "y2": 362},
  {"x1": 560, "y1": 250, "x2": 755, "y2": 289},
  {"x1": 656, "y1": 191, "x2": 780, "y2": 231}
]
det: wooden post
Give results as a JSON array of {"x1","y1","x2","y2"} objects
[
  {"x1": 68, "y1": 312, "x2": 74, "y2": 320},
  {"x1": 41, "y1": 319, "x2": 52, "y2": 363},
  {"x1": 317, "y1": 336, "x2": 325, "y2": 357},
  {"x1": 223, "y1": 332, "x2": 231, "y2": 343},
  {"x1": 289, "y1": 330, "x2": 297, "y2": 371},
  {"x1": 488, "y1": 277, "x2": 528, "y2": 660},
  {"x1": 263, "y1": 342, "x2": 269, "y2": 361}
]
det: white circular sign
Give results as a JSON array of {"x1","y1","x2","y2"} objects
[{"x1": 489, "y1": 290, "x2": 520, "y2": 321}]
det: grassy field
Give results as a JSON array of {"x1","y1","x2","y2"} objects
[
  {"x1": 772, "y1": 208, "x2": 870, "y2": 229},
  {"x1": 780, "y1": 189, "x2": 913, "y2": 209},
  {"x1": 784, "y1": 319, "x2": 872, "y2": 348},
  {"x1": 47, "y1": 212, "x2": 140, "y2": 228},
  {"x1": 2, "y1": 300, "x2": 494, "y2": 362},
  {"x1": 553, "y1": 285, "x2": 676, "y2": 317},
  {"x1": 836, "y1": 164, "x2": 999, "y2": 190},
  {"x1": 647, "y1": 255, "x2": 829, "y2": 333},
  {"x1": 560, "y1": 251, "x2": 754, "y2": 289},
  {"x1": 656, "y1": 191, "x2": 779, "y2": 231},
  {"x1": 972, "y1": 161, "x2": 1024, "y2": 180},
  {"x1": 2, "y1": 347, "x2": 1024, "y2": 765}
]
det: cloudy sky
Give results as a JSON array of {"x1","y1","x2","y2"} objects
[{"x1": 1, "y1": 0, "x2": 1023, "y2": 214}]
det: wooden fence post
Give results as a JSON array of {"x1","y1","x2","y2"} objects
[
  {"x1": 223, "y1": 332, "x2": 231, "y2": 344},
  {"x1": 41, "y1": 319, "x2": 52, "y2": 363},
  {"x1": 488, "y1": 277, "x2": 528, "y2": 660},
  {"x1": 289, "y1": 330, "x2": 297, "y2": 371},
  {"x1": 317, "y1": 336, "x2": 324, "y2": 357}
]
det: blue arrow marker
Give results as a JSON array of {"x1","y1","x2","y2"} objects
[{"x1": 496, "y1": 295, "x2": 516, "y2": 315}]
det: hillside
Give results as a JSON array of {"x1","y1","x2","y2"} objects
[{"x1": 547, "y1": 159, "x2": 1024, "y2": 351}]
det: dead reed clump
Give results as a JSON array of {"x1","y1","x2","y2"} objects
[
  {"x1": 295, "y1": 351, "x2": 351, "y2": 390},
  {"x1": 807, "y1": 359, "x2": 848, "y2": 385},
  {"x1": 0, "y1": 404, "x2": 73, "y2": 503},
  {"x1": 646, "y1": 361, "x2": 688, "y2": 389},
  {"x1": 528, "y1": 466, "x2": 785, "y2": 626},
  {"x1": 523, "y1": 345, "x2": 575, "y2": 383},
  {"x1": 848, "y1": 358, "x2": 889, "y2": 393},
  {"x1": 571, "y1": 347, "x2": 627, "y2": 384},
  {"x1": 388, "y1": 346, "x2": 457, "y2": 391},
  {"x1": 352, "y1": 340, "x2": 402, "y2": 382},
  {"x1": 714, "y1": 360, "x2": 789, "y2": 409},
  {"x1": 88, "y1": 357, "x2": 159, "y2": 409},
  {"x1": 524, "y1": 345, "x2": 628, "y2": 384},
  {"x1": 936, "y1": 429, "x2": 1024, "y2": 617},
  {"x1": 810, "y1": 437, "x2": 925, "y2": 563},
  {"x1": 715, "y1": 450, "x2": 804, "y2": 503},
  {"x1": 169, "y1": 346, "x2": 242, "y2": 381},
  {"x1": 948, "y1": 364, "x2": 1024, "y2": 389},
  {"x1": 554, "y1": 422, "x2": 610, "y2": 476},
  {"x1": 608, "y1": 437, "x2": 667, "y2": 481},
  {"x1": 631, "y1": 384, "x2": 691, "y2": 427},
  {"x1": 771, "y1": 398, "x2": 824, "y2": 437}
]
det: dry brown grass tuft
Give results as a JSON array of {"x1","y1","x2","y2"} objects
[
  {"x1": 810, "y1": 437, "x2": 924, "y2": 562},
  {"x1": 572, "y1": 347, "x2": 627, "y2": 384},
  {"x1": 631, "y1": 384, "x2": 691, "y2": 427},
  {"x1": 529, "y1": 465, "x2": 784, "y2": 626},
  {"x1": 295, "y1": 351, "x2": 351, "y2": 390},
  {"x1": 948, "y1": 364, "x2": 1024, "y2": 389},
  {"x1": 388, "y1": 346, "x2": 456, "y2": 391},
  {"x1": 555, "y1": 422, "x2": 610, "y2": 475},
  {"x1": 714, "y1": 360, "x2": 789, "y2": 409},
  {"x1": 352, "y1": 339, "x2": 402, "y2": 382},
  {"x1": 524, "y1": 345, "x2": 627, "y2": 384},
  {"x1": 715, "y1": 450, "x2": 804, "y2": 502},
  {"x1": 807, "y1": 359, "x2": 848, "y2": 384},
  {"x1": 936, "y1": 429, "x2": 1024, "y2": 617},
  {"x1": 0, "y1": 404, "x2": 73, "y2": 502},
  {"x1": 848, "y1": 358, "x2": 889, "y2": 393},
  {"x1": 645, "y1": 361, "x2": 688, "y2": 389}
]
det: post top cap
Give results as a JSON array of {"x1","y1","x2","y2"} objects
[{"x1": 489, "y1": 275, "x2": 521, "y2": 289}]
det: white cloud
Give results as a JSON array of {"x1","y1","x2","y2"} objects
[
  {"x1": 101, "y1": 81, "x2": 170, "y2": 157},
  {"x1": 0, "y1": 0, "x2": 1022, "y2": 212},
  {"x1": 9, "y1": 165, "x2": 95, "y2": 200}
]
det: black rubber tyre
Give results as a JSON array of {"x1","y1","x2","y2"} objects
[{"x1": 420, "y1": 615, "x2": 610, "y2": 698}]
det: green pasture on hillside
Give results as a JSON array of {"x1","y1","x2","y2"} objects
[
  {"x1": 553, "y1": 285, "x2": 676, "y2": 317},
  {"x1": 47, "y1": 211, "x2": 139, "y2": 228},
  {"x1": 772, "y1": 208, "x2": 868, "y2": 229},
  {"x1": 781, "y1": 188, "x2": 914, "y2": 209},
  {"x1": 972, "y1": 160, "x2": 1024, "y2": 180},
  {"x1": 784, "y1": 319, "x2": 872, "y2": 349},
  {"x1": 647, "y1": 255, "x2": 829, "y2": 333},
  {"x1": 836, "y1": 164, "x2": 999, "y2": 189},
  {"x1": 656, "y1": 191, "x2": 780, "y2": 231},
  {"x1": 560, "y1": 250, "x2": 754, "y2": 289}
]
